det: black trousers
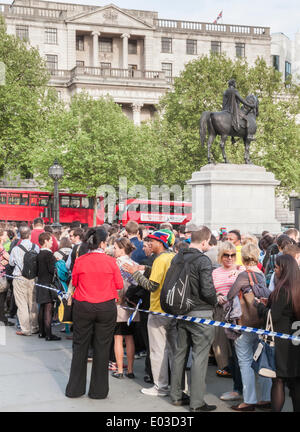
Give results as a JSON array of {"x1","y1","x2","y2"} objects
[
  {"x1": 65, "y1": 299, "x2": 117, "y2": 399},
  {"x1": 139, "y1": 311, "x2": 152, "y2": 378},
  {"x1": 0, "y1": 291, "x2": 8, "y2": 324}
]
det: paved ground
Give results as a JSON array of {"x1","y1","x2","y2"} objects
[{"x1": 0, "y1": 322, "x2": 293, "y2": 413}]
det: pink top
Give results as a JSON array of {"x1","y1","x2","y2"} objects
[{"x1": 212, "y1": 266, "x2": 243, "y2": 297}]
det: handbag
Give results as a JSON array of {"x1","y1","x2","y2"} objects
[
  {"x1": 238, "y1": 272, "x2": 264, "y2": 329},
  {"x1": 251, "y1": 310, "x2": 276, "y2": 378},
  {"x1": 58, "y1": 293, "x2": 73, "y2": 324}
]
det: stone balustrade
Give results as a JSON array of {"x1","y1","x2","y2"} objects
[
  {"x1": 154, "y1": 18, "x2": 270, "y2": 37},
  {"x1": 0, "y1": 3, "x2": 65, "y2": 20}
]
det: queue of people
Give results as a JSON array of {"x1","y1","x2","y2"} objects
[{"x1": 0, "y1": 218, "x2": 299, "y2": 412}]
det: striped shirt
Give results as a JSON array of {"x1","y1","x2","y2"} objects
[{"x1": 212, "y1": 266, "x2": 243, "y2": 297}]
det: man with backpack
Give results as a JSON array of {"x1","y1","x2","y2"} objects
[
  {"x1": 9, "y1": 225, "x2": 39, "y2": 336},
  {"x1": 122, "y1": 229, "x2": 177, "y2": 397},
  {"x1": 169, "y1": 226, "x2": 218, "y2": 412}
]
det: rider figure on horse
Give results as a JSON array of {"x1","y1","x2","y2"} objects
[{"x1": 222, "y1": 79, "x2": 256, "y2": 141}]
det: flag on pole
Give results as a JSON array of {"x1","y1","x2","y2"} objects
[{"x1": 213, "y1": 10, "x2": 223, "y2": 24}]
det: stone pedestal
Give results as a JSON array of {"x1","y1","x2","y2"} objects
[{"x1": 187, "y1": 164, "x2": 281, "y2": 235}]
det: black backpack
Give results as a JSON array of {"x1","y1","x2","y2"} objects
[
  {"x1": 160, "y1": 250, "x2": 199, "y2": 315},
  {"x1": 18, "y1": 244, "x2": 38, "y2": 280}
]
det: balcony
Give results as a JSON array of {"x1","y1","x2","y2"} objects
[{"x1": 49, "y1": 67, "x2": 171, "y2": 87}]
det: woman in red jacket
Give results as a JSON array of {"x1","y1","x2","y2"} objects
[{"x1": 65, "y1": 227, "x2": 123, "y2": 400}]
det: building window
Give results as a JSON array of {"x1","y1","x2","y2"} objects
[
  {"x1": 211, "y1": 41, "x2": 221, "y2": 54},
  {"x1": 162, "y1": 62, "x2": 172, "y2": 78},
  {"x1": 45, "y1": 28, "x2": 57, "y2": 45},
  {"x1": 46, "y1": 54, "x2": 58, "y2": 70},
  {"x1": 285, "y1": 61, "x2": 291, "y2": 81},
  {"x1": 100, "y1": 62, "x2": 111, "y2": 69},
  {"x1": 128, "y1": 39, "x2": 137, "y2": 54},
  {"x1": 161, "y1": 37, "x2": 172, "y2": 53},
  {"x1": 76, "y1": 60, "x2": 84, "y2": 67},
  {"x1": 272, "y1": 55, "x2": 280, "y2": 71},
  {"x1": 186, "y1": 39, "x2": 197, "y2": 55},
  {"x1": 76, "y1": 35, "x2": 84, "y2": 51},
  {"x1": 236, "y1": 43, "x2": 245, "y2": 58},
  {"x1": 99, "y1": 37, "x2": 113, "y2": 53},
  {"x1": 16, "y1": 25, "x2": 29, "y2": 41}
]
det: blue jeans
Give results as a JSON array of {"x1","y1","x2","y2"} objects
[{"x1": 234, "y1": 332, "x2": 272, "y2": 404}]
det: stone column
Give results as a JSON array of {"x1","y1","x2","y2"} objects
[
  {"x1": 132, "y1": 102, "x2": 143, "y2": 126},
  {"x1": 92, "y1": 31, "x2": 100, "y2": 67},
  {"x1": 121, "y1": 33, "x2": 130, "y2": 70}
]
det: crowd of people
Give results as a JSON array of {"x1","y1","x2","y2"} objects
[{"x1": 0, "y1": 218, "x2": 299, "y2": 412}]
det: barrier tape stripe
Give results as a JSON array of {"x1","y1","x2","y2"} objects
[
  {"x1": 4, "y1": 273, "x2": 300, "y2": 342},
  {"x1": 121, "y1": 306, "x2": 300, "y2": 343}
]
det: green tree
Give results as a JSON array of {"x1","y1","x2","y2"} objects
[
  {"x1": 157, "y1": 54, "x2": 300, "y2": 195},
  {"x1": 0, "y1": 17, "x2": 57, "y2": 177},
  {"x1": 31, "y1": 93, "x2": 163, "y2": 224}
]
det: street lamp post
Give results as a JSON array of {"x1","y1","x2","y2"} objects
[{"x1": 48, "y1": 160, "x2": 64, "y2": 228}]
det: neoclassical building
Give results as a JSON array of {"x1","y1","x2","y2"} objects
[{"x1": 1, "y1": 0, "x2": 272, "y2": 124}]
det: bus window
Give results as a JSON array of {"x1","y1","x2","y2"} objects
[
  {"x1": 70, "y1": 197, "x2": 80, "y2": 208},
  {"x1": 150, "y1": 204, "x2": 159, "y2": 213},
  {"x1": 60, "y1": 196, "x2": 70, "y2": 208},
  {"x1": 20, "y1": 194, "x2": 29, "y2": 206},
  {"x1": 39, "y1": 196, "x2": 49, "y2": 207},
  {"x1": 81, "y1": 197, "x2": 93, "y2": 209},
  {"x1": 0, "y1": 192, "x2": 7, "y2": 205},
  {"x1": 30, "y1": 194, "x2": 39, "y2": 206},
  {"x1": 8, "y1": 193, "x2": 21, "y2": 205},
  {"x1": 140, "y1": 203, "x2": 148, "y2": 212},
  {"x1": 174, "y1": 205, "x2": 184, "y2": 214}
]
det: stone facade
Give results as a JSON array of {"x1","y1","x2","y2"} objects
[{"x1": 0, "y1": 0, "x2": 271, "y2": 124}]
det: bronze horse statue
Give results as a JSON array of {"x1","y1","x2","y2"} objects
[{"x1": 199, "y1": 94, "x2": 259, "y2": 164}]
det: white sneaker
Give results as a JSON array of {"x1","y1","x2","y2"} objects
[
  {"x1": 220, "y1": 391, "x2": 243, "y2": 401},
  {"x1": 141, "y1": 386, "x2": 168, "y2": 397}
]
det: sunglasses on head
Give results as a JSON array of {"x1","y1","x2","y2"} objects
[{"x1": 223, "y1": 253, "x2": 236, "y2": 258}]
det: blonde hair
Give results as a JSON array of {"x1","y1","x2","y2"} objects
[
  {"x1": 241, "y1": 243, "x2": 260, "y2": 266},
  {"x1": 217, "y1": 241, "x2": 236, "y2": 264},
  {"x1": 241, "y1": 234, "x2": 258, "y2": 246}
]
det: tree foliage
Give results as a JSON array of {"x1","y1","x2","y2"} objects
[
  {"x1": 30, "y1": 93, "x2": 164, "y2": 222},
  {"x1": 0, "y1": 17, "x2": 56, "y2": 177},
  {"x1": 157, "y1": 54, "x2": 300, "y2": 195}
]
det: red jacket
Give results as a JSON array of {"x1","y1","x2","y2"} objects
[{"x1": 72, "y1": 252, "x2": 123, "y2": 304}]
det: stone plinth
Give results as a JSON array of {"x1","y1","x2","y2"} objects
[{"x1": 187, "y1": 164, "x2": 281, "y2": 235}]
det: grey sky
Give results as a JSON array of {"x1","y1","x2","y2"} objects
[{"x1": 5, "y1": 0, "x2": 300, "y2": 39}]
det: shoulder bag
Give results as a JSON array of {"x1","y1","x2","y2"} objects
[{"x1": 251, "y1": 309, "x2": 276, "y2": 378}]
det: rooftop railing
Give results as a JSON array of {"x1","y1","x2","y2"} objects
[
  {"x1": 0, "y1": 3, "x2": 65, "y2": 19},
  {"x1": 154, "y1": 18, "x2": 270, "y2": 37}
]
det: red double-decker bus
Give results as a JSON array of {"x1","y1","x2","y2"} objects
[
  {"x1": 114, "y1": 199, "x2": 192, "y2": 227},
  {"x1": 0, "y1": 189, "x2": 105, "y2": 226}
]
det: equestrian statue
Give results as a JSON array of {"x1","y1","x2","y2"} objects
[{"x1": 200, "y1": 79, "x2": 259, "y2": 164}]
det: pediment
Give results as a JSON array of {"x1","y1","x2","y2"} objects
[{"x1": 66, "y1": 4, "x2": 154, "y2": 30}]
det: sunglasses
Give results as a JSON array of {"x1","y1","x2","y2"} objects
[{"x1": 223, "y1": 253, "x2": 236, "y2": 259}]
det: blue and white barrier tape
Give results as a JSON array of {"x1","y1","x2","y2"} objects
[
  {"x1": 127, "y1": 299, "x2": 142, "y2": 327},
  {"x1": 4, "y1": 274, "x2": 68, "y2": 300},
  {"x1": 122, "y1": 306, "x2": 300, "y2": 343},
  {"x1": 5, "y1": 272, "x2": 300, "y2": 342}
]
